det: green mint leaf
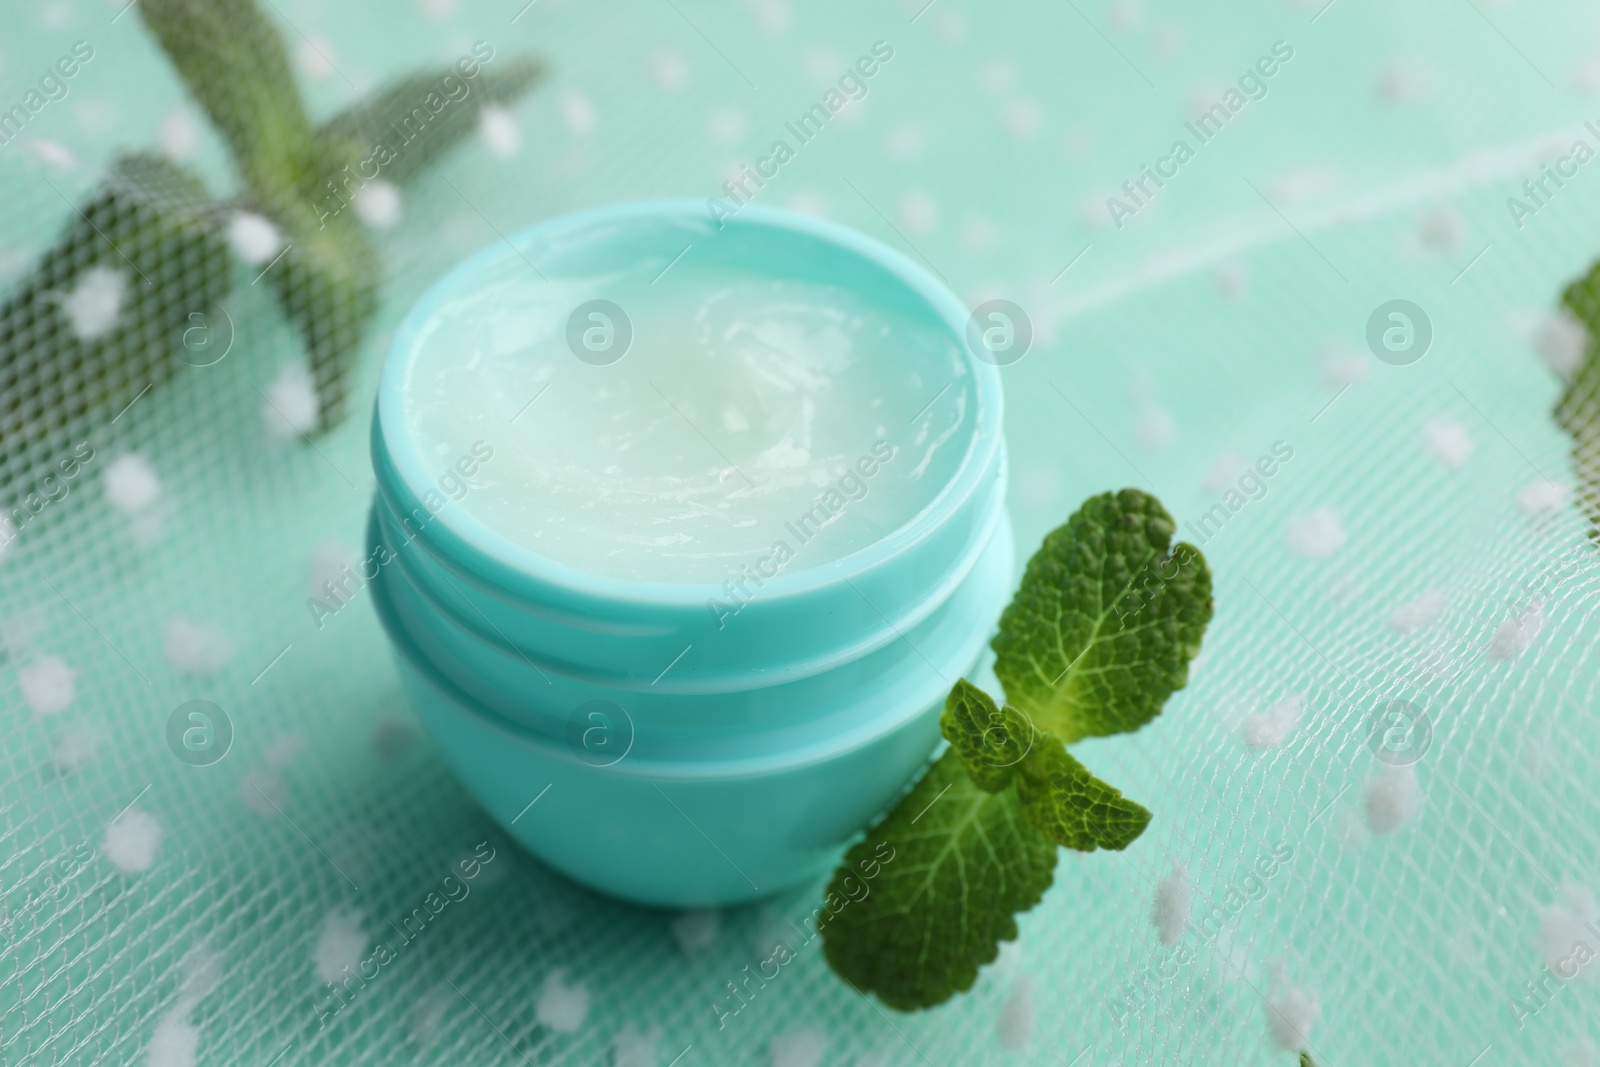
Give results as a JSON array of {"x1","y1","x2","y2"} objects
[
  {"x1": 317, "y1": 56, "x2": 545, "y2": 187},
  {"x1": 992, "y1": 487, "x2": 1211, "y2": 743},
  {"x1": 818, "y1": 749, "x2": 1056, "y2": 1011},
  {"x1": 137, "y1": 0, "x2": 316, "y2": 202},
  {"x1": 939, "y1": 678, "x2": 1034, "y2": 792},
  {"x1": 1299, "y1": 1053, "x2": 1316, "y2": 1067},
  {"x1": 0, "y1": 153, "x2": 230, "y2": 470},
  {"x1": 1556, "y1": 267, "x2": 1600, "y2": 530},
  {"x1": 1014, "y1": 738, "x2": 1150, "y2": 851}
]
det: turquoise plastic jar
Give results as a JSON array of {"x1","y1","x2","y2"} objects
[{"x1": 369, "y1": 202, "x2": 1009, "y2": 907}]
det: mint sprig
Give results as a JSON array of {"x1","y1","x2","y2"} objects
[
  {"x1": 0, "y1": 0, "x2": 544, "y2": 476},
  {"x1": 1555, "y1": 262, "x2": 1600, "y2": 531},
  {"x1": 820, "y1": 488, "x2": 1212, "y2": 1010}
]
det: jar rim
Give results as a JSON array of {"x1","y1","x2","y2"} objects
[{"x1": 374, "y1": 199, "x2": 1005, "y2": 609}]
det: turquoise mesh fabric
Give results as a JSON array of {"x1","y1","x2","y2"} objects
[{"x1": 4, "y1": 1, "x2": 1600, "y2": 1065}]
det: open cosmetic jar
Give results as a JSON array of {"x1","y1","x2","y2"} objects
[{"x1": 369, "y1": 201, "x2": 1009, "y2": 907}]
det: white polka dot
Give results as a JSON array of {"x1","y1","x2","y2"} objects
[
  {"x1": 104, "y1": 808, "x2": 163, "y2": 873},
  {"x1": 1388, "y1": 590, "x2": 1446, "y2": 633},
  {"x1": 649, "y1": 51, "x2": 688, "y2": 89},
  {"x1": 1150, "y1": 862, "x2": 1190, "y2": 945},
  {"x1": 1534, "y1": 308, "x2": 1587, "y2": 382},
  {"x1": 996, "y1": 974, "x2": 1034, "y2": 1049},
  {"x1": 227, "y1": 212, "x2": 283, "y2": 266},
  {"x1": 20, "y1": 655, "x2": 76, "y2": 716},
  {"x1": 1108, "y1": 0, "x2": 1143, "y2": 31},
  {"x1": 1414, "y1": 206, "x2": 1461, "y2": 255},
  {"x1": 770, "y1": 1030, "x2": 825, "y2": 1067},
  {"x1": 1377, "y1": 60, "x2": 1431, "y2": 103},
  {"x1": 1486, "y1": 604, "x2": 1543, "y2": 661},
  {"x1": 1516, "y1": 478, "x2": 1569, "y2": 516},
  {"x1": 1287, "y1": 507, "x2": 1344, "y2": 558},
  {"x1": 29, "y1": 139, "x2": 78, "y2": 169},
  {"x1": 612, "y1": 1025, "x2": 662, "y2": 1067},
  {"x1": 146, "y1": 1013, "x2": 199, "y2": 1067},
  {"x1": 241, "y1": 770, "x2": 287, "y2": 816},
  {"x1": 1203, "y1": 452, "x2": 1248, "y2": 492},
  {"x1": 1421, "y1": 416, "x2": 1473, "y2": 468},
  {"x1": 353, "y1": 181, "x2": 402, "y2": 230},
  {"x1": 163, "y1": 618, "x2": 234, "y2": 675},
  {"x1": 160, "y1": 109, "x2": 199, "y2": 162},
  {"x1": 1134, "y1": 404, "x2": 1175, "y2": 451},
  {"x1": 671, "y1": 909, "x2": 720, "y2": 956},
  {"x1": 559, "y1": 90, "x2": 596, "y2": 135},
  {"x1": 934, "y1": 12, "x2": 967, "y2": 44},
  {"x1": 1364, "y1": 763, "x2": 1420, "y2": 834},
  {"x1": 535, "y1": 968, "x2": 590, "y2": 1033},
  {"x1": 1003, "y1": 99, "x2": 1041, "y2": 138},
  {"x1": 1241, "y1": 695, "x2": 1302, "y2": 750},
  {"x1": 1320, "y1": 348, "x2": 1370, "y2": 388},
  {"x1": 708, "y1": 108, "x2": 746, "y2": 142},
  {"x1": 56, "y1": 265, "x2": 126, "y2": 340},
  {"x1": 1538, "y1": 884, "x2": 1600, "y2": 973},
  {"x1": 1213, "y1": 261, "x2": 1247, "y2": 301},
  {"x1": 313, "y1": 910, "x2": 369, "y2": 983},
  {"x1": 296, "y1": 36, "x2": 338, "y2": 81},
  {"x1": 1264, "y1": 974, "x2": 1319, "y2": 1050},
  {"x1": 1575, "y1": 55, "x2": 1600, "y2": 94},
  {"x1": 104, "y1": 454, "x2": 161, "y2": 514},
  {"x1": 480, "y1": 106, "x2": 520, "y2": 157},
  {"x1": 899, "y1": 191, "x2": 938, "y2": 234},
  {"x1": 53, "y1": 723, "x2": 101, "y2": 774},
  {"x1": 749, "y1": 0, "x2": 790, "y2": 32},
  {"x1": 264, "y1": 363, "x2": 319, "y2": 438}
]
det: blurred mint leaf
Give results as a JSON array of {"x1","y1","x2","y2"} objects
[
  {"x1": 1556, "y1": 267, "x2": 1600, "y2": 531},
  {"x1": 1014, "y1": 738, "x2": 1150, "y2": 851},
  {"x1": 260, "y1": 202, "x2": 379, "y2": 431},
  {"x1": 939, "y1": 678, "x2": 1033, "y2": 792},
  {"x1": 0, "y1": 154, "x2": 229, "y2": 467},
  {"x1": 818, "y1": 749, "x2": 1056, "y2": 1012},
  {"x1": 137, "y1": 0, "x2": 316, "y2": 202},
  {"x1": 992, "y1": 488, "x2": 1212, "y2": 743},
  {"x1": 317, "y1": 56, "x2": 545, "y2": 187}
]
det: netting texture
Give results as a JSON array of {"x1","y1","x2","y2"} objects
[{"x1": 3, "y1": 1, "x2": 1600, "y2": 1065}]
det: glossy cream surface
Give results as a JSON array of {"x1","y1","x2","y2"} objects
[{"x1": 398, "y1": 252, "x2": 973, "y2": 584}]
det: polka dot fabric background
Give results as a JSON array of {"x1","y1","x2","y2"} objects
[{"x1": 4, "y1": 0, "x2": 1600, "y2": 1064}]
